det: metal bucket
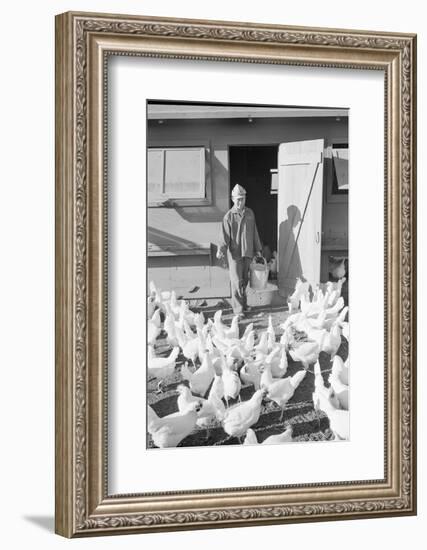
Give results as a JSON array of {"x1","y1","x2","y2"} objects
[{"x1": 249, "y1": 256, "x2": 269, "y2": 290}]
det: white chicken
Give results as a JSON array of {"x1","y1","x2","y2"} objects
[
  {"x1": 244, "y1": 426, "x2": 293, "y2": 445},
  {"x1": 254, "y1": 331, "x2": 269, "y2": 356},
  {"x1": 320, "y1": 305, "x2": 348, "y2": 331},
  {"x1": 220, "y1": 352, "x2": 242, "y2": 406},
  {"x1": 300, "y1": 294, "x2": 324, "y2": 318},
  {"x1": 222, "y1": 388, "x2": 267, "y2": 442},
  {"x1": 147, "y1": 346, "x2": 180, "y2": 392},
  {"x1": 241, "y1": 330, "x2": 256, "y2": 357},
  {"x1": 148, "y1": 321, "x2": 160, "y2": 346},
  {"x1": 213, "y1": 310, "x2": 228, "y2": 338},
  {"x1": 327, "y1": 304, "x2": 348, "y2": 325},
  {"x1": 196, "y1": 393, "x2": 226, "y2": 432},
  {"x1": 312, "y1": 361, "x2": 349, "y2": 440},
  {"x1": 209, "y1": 362, "x2": 225, "y2": 402},
  {"x1": 147, "y1": 295, "x2": 156, "y2": 320},
  {"x1": 321, "y1": 323, "x2": 342, "y2": 358},
  {"x1": 205, "y1": 333, "x2": 222, "y2": 363},
  {"x1": 280, "y1": 311, "x2": 306, "y2": 332},
  {"x1": 181, "y1": 337, "x2": 198, "y2": 366},
  {"x1": 328, "y1": 371, "x2": 349, "y2": 411},
  {"x1": 311, "y1": 284, "x2": 322, "y2": 303},
  {"x1": 180, "y1": 327, "x2": 204, "y2": 366},
  {"x1": 169, "y1": 290, "x2": 183, "y2": 318},
  {"x1": 331, "y1": 355, "x2": 349, "y2": 386},
  {"x1": 306, "y1": 310, "x2": 327, "y2": 330},
  {"x1": 269, "y1": 348, "x2": 288, "y2": 378},
  {"x1": 262, "y1": 426, "x2": 293, "y2": 445},
  {"x1": 212, "y1": 332, "x2": 250, "y2": 361},
  {"x1": 325, "y1": 296, "x2": 345, "y2": 319},
  {"x1": 148, "y1": 279, "x2": 157, "y2": 297},
  {"x1": 180, "y1": 351, "x2": 215, "y2": 397},
  {"x1": 177, "y1": 300, "x2": 196, "y2": 327},
  {"x1": 146, "y1": 275, "x2": 351, "y2": 448},
  {"x1": 163, "y1": 305, "x2": 179, "y2": 347},
  {"x1": 241, "y1": 322, "x2": 254, "y2": 340},
  {"x1": 239, "y1": 359, "x2": 262, "y2": 390},
  {"x1": 224, "y1": 315, "x2": 240, "y2": 340},
  {"x1": 147, "y1": 402, "x2": 201, "y2": 448},
  {"x1": 149, "y1": 281, "x2": 172, "y2": 312},
  {"x1": 332, "y1": 276, "x2": 346, "y2": 295},
  {"x1": 182, "y1": 319, "x2": 194, "y2": 339},
  {"x1": 196, "y1": 328, "x2": 208, "y2": 362},
  {"x1": 176, "y1": 384, "x2": 202, "y2": 413},
  {"x1": 226, "y1": 341, "x2": 247, "y2": 361},
  {"x1": 326, "y1": 289, "x2": 340, "y2": 308},
  {"x1": 289, "y1": 341, "x2": 320, "y2": 370},
  {"x1": 287, "y1": 278, "x2": 310, "y2": 313},
  {"x1": 302, "y1": 324, "x2": 328, "y2": 350},
  {"x1": 263, "y1": 345, "x2": 280, "y2": 369},
  {"x1": 147, "y1": 309, "x2": 162, "y2": 345},
  {"x1": 176, "y1": 384, "x2": 225, "y2": 429},
  {"x1": 341, "y1": 321, "x2": 350, "y2": 342},
  {"x1": 266, "y1": 315, "x2": 276, "y2": 351},
  {"x1": 256, "y1": 346, "x2": 286, "y2": 378},
  {"x1": 174, "y1": 325, "x2": 187, "y2": 350},
  {"x1": 260, "y1": 365, "x2": 306, "y2": 420},
  {"x1": 243, "y1": 428, "x2": 259, "y2": 445},
  {"x1": 193, "y1": 311, "x2": 205, "y2": 332},
  {"x1": 279, "y1": 328, "x2": 293, "y2": 349}
]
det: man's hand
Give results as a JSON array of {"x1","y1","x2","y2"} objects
[
  {"x1": 256, "y1": 250, "x2": 262, "y2": 257},
  {"x1": 216, "y1": 249, "x2": 224, "y2": 260}
]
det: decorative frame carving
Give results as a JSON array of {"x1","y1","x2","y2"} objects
[{"x1": 55, "y1": 11, "x2": 416, "y2": 537}]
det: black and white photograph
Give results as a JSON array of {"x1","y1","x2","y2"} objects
[
  {"x1": 146, "y1": 101, "x2": 349, "y2": 449},
  {"x1": 0, "y1": 0, "x2": 420, "y2": 544}
]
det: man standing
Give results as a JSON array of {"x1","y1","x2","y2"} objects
[{"x1": 216, "y1": 184, "x2": 263, "y2": 315}]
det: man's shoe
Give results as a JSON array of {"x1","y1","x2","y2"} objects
[{"x1": 243, "y1": 306, "x2": 252, "y2": 313}]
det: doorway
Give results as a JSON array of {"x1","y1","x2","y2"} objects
[{"x1": 228, "y1": 145, "x2": 278, "y2": 258}]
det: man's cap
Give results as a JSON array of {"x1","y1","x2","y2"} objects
[{"x1": 231, "y1": 184, "x2": 246, "y2": 197}]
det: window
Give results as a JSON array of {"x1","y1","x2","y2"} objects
[
  {"x1": 325, "y1": 142, "x2": 348, "y2": 204},
  {"x1": 331, "y1": 143, "x2": 348, "y2": 195},
  {"x1": 147, "y1": 147, "x2": 206, "y2": 202}
]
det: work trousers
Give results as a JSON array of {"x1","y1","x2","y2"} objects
[{"x1": 227, "y1": 254, "x2": 251, "y2": 314}]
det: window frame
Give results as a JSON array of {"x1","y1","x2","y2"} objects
[
  {"x1": 324, "y1": 138, "x2": 349, "y2": 204},
  {"x1": 147, "y1": 141, "x2": 212, "y2": 207}
]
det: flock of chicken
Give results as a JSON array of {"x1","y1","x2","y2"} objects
[{"x1": 147, "y1": 277, "x2": 349, "y2": 449}]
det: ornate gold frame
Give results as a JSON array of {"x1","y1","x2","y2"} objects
[{"x1": 55, "y1": 11, "x2": 417, "y2": 537}]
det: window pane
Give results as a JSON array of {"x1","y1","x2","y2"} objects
[
  {"x1": 147, "y1": 149, "x2": 163, "y2": 194},
  {"x1": 332, "y1": 148, "x2": 349, "y2": 192},
  {"x1": 164, "y1": 149, "x2": 204, "y2": 197}
]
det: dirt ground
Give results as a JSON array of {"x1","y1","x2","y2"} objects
[{"x1": 147, "y1": 302, "x2": 349, "y2": 448}]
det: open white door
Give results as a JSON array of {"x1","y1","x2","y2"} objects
[{"x1": 277, "y1": 139, "x2": 324, "y2": 297}]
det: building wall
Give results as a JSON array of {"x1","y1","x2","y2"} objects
[
  {"x1": 147, "y1": 116, "x2": 348, "y2": 297},
  {"x1": 320, "y1": 156, "x2": 349, "y2": 281}
]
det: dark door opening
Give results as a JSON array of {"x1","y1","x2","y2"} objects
[{"x1": 229, "y1": 145, "x2": 278, "y2": 258}]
